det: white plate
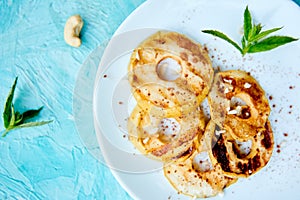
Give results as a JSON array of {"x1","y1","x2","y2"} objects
[{"x1": 93, "y1": 0, "x2": 300, "y2": 199}]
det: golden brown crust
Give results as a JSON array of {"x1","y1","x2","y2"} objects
[
  {"x1": 163, "y1": 121, "x2": 237, "y2": 198},
  {"x1": 126, "y1": 30, "x2": 274, "y2": 198},
  {"x1": 208, "y1": 70, "x2": 270, "y2": 139},
  {"x1": 128, "y1": 106, "x2": 206, "y2": 162},
  {"x1": 128, "y1": 31, "x2": 214, "y2": 114},
  {"x1": 209, "y1": 120, "x2": 274, "y2": 178}
]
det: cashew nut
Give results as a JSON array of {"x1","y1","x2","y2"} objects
[{"x1": 64, "y1": 15, "x2": 84, "y2": 47}]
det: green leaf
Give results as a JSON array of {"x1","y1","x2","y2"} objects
[
  {"x1": 202, "y1": 30, "x2": 243, "y2": 54},
  {"x1": 2, "y1": 120, "x2": 52, "y2": 137},
  {"x1": 16, "y1": 106, "x2": 43, "y2": 125},
  {"x1": 2, "y1": 130, "x2": 9, "y2": 137},
  {"x1": 248, "y1": 24, "x2": 262, "y2": 41},
  {"x1": 248, "y1": 25, "x2": 257, "y2": 41},
  {"x1": 241, "y1": 36, "x2": 246, "y2": 49},
  {"x1": 8, "y1": 104, "x2": 16, "y2": 128},
  {"x1": 17, "y1": 120, "x2": 53, "y2": 128},
  {"x1": 249, "y1": 27, "x2": 282, "y2": 43},
  {"x1": 244, "y1": 6, "x2": 252, "y2": 40},
  {"x1": 201, "y1": 6, "x2": 298, "y2": 56},
  {"x1": 2, "y1": 120, "x2": 53, "y2": 137},
  {"x1": 248, "y1": 36, "x2": 298, "y2": 53},
  {"x1": 1, "y1": 77, "x2": 53, "y2": 137},
  {"x1": 3, "y1": 77, "x2": 18, "y2": 128},
  {"x1": 255, "y1": 23, "x2": 262, "y2": 35},
  {"x1": 14, "y1": 111, "x2": 23, "y2": 124}
]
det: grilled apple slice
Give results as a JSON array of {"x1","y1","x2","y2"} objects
[
  {"x1": 128, "y1": 105, "x2": 205, "y2": 162},
  {"x1": 164, "y1": 120, "x2": 237, "y2": 198},
  {"x1": 128, "y1": 31, "x2": 214, "y2": 114},
  {"x1": 208, "y1": 70, "x2": 270, "y2": 139},
  {"x1": 208, "y1": 120, "x2": 274, "y2": 178}
]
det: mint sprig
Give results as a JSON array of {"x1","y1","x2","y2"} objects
[
  {"x1": 2, "y1": 77, "x2": 52, "y2": 137},
  {"x1": 202, "y1": 6, "x2": 298, "y2": 56}
]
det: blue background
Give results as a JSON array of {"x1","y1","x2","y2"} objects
[
  {"x1": 0, "y1": 0, "x2": 144, "y2": 199},
  {"x1": 0, "y1": 0, "x2": 299, "y2": 199}
]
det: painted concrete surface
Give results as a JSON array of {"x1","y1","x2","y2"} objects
[
  {"x1": 1, "y1": 0, "x2": 299, "y2": 199},
  {"x1": 0, "y1": 0, "x2": 144, "y2": 199}
]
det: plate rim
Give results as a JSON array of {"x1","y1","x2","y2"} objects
[{"x1": 92, "y1": 0, "x2": 300, "y2": 199}]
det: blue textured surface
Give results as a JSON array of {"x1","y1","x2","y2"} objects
[
  {"x1": 0, "y1": 0, "x2": 144, "y2": 199},
  {"x1": 1, "y1": 0, "x2": 300, "y2": 199}
]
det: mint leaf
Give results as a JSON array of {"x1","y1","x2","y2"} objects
[
  {"x1": 248, "y1": 36, "x2": 298, "y2": 53},
  {"x1": 16, "y1": 120, "x2": 53, "y2": 128},
  {"x1": 254, "y1": 23, "x2": 262, "y2": 35},
  {"x1": 241, "y1": 36, "x2": 246, "y2": 49},
  {"x1": 16, "y1": 107, "x2": 43, "y2": 125},
  {"x1": 3, "y1": 77, "x2": 18, "y2": 128},
  {"x1": 8, "y1": 104, "x2": 16, "y2": 128},
  {"x1": 1, "y1": 130, "x2": 9, "y2": 137},
  {"x1": 202, "y1": 30, "x2": 243, "y2": 54},
  {"x1": 244, "y1": 6, "x2": 252, "y2": 40},
  {"x1": 2, "y1": 77, "x2": 52, "y2": 137},
  {"x1": 1, "y1": 121, "x2": 53, "y2": 137},
  {"x1": 248, "y1": 24, "x2": 260, "y2": 40},
  {"x1": 249, "y1": 27, "x2": 282, "y2": 42},
  {"x1": 14, "y1": 111, "x2": 23, "y2": 124},
  {"x1": 201, "y1": 6, "x2": 298, "y2": 56}
]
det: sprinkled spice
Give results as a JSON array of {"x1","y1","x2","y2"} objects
[
  {"x1": 103, "y1": 74, "x2": 107, "y2": 78},
  {"x1": 269, "y1": 95, "x2": 273, "y2": 100},
  {"x1": 289, "y1": 85, "x2": 295, "y2": 89},
  {"x1": 283, "y1": 133, "x2": 288, "y2": 137},
  {"x1": 277, "y1": 149, "x2": 281, "y2": 153},
  {"x1": 118, "y1": 101, "x2": 123, "y2": 105},
  {"x1": 203, "y1": 46, "x2": 209, "y2": 53}
]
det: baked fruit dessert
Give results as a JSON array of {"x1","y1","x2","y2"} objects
[
  {"x1": 206, "y1": 120, "x2": 274, "y2": 178},
  {"x1": 126, "y1": 30, "x2": 274, "y2": 198},
  {"x1": 208, "y1": 70, "x2": 270, "y2": 139},
  {"x1": 164, "y1": 121, "x2": 237, "y2": 198},
  {"x1": 128, "y1": 31, "x2": 214, "y2": 114},
  {"x1": 128, "y1": 106, "x2": 206, "y2": 162}
]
